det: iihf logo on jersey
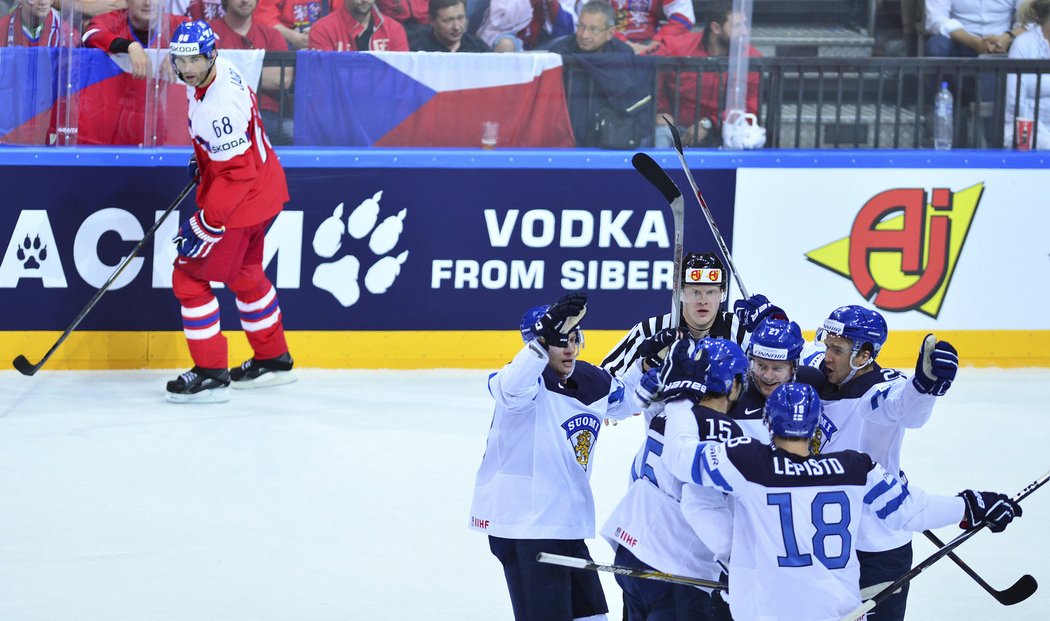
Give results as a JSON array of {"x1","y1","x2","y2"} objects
[
  {"x1": 562, "y1": 413, "x2": 602, "y2": 470},
  {"x1": 806, "y1": 185, "x2": 982, "y2": 318},
  {"x1": 311, "y1": 191, "x2": 408, "y2": 307}
]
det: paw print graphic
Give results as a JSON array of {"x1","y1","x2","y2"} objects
[
  {"x1": 311, "y1": 191, "x2": 409, "y2": 307},
  {"x1": 15, "y1": 235, "x2": 47, "y2": 270}
]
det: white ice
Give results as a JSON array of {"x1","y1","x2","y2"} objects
[{"x1": 1, "y1": 367, "x2": 1047, "y2": 620}]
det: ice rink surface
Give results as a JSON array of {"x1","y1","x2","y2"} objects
[{"x1": 1, "y1": 367, "x2": 1047, "y2": 620}]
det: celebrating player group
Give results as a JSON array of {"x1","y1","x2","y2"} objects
[{"x1": 467, "y1": 246, "x2": 1032, "y2": 618}]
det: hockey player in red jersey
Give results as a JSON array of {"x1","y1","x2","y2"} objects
[{"x1": 166, "y1": 20, "x2": 295, "y2": 403}]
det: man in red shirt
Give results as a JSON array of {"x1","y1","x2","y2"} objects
[
  {"x1": 80, "y1": 0, "x2": 187, "y2": 144},
  {"x1": 375, "y1": 0, "x2": 428, "y2": 39},
  {"x1": 255, "y1": 0, "x2": 343, "y2": 49},
  {"x1": 210, "y1": 0, "x2": 295, "y2": 142},
  {"x1": 0, "y1": 0, "x2": 78, "y2": 47},
  {"x1": 166, "y1": 20, "x2": 295, "y2": 402},
  {"x1": 656, "y1": 0, "x2": 761, "y2": 147},
  {"x1": 309, "y1": 0, "x2": 408, "y2": 50}
]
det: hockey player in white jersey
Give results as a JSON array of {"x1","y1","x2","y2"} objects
[
  {"x1": 728, "y1": 317, "x2": 805, "y2": 441},
  {"x1": 795, "y1": 305, "x2": 959, "y2": 621},
  {"x1": 469, "y1": 293, "x2": 642, "y2": 621},
  {"x1": 602, "y1": 253, "x2": 780, "y2": 377},
  {"x1": 682, "y1": 382, "x2": 1020, "y2": 621},
  {"x1": 601, "y1": 337, "x2": 748, "y2": 619}
]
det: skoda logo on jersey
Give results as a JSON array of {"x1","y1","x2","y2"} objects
[{"x1": 562, "y1": 413, "x2": 602, "y2": 470}]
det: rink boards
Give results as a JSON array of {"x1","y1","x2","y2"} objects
[{"x1": 1, "y1": 148, "x2": 1047, "y2": 369}]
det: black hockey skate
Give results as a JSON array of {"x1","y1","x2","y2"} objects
[
  {"x1": 165, "y1": 366, "x2": 231, "y2": 403},
  {"x1": 229, "y1": 352, "x2": 296, "y2": 389}
]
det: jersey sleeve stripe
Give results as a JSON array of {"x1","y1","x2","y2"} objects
[
  {"x1": 699, "y1": 446, "x2": 734, "y2": 492},
  {"x1": 875, "y1": 485, "x2": 911, "y2": 520},
  {"x1": 863, "y1": 477, "x2": 896, "y2": 505}
]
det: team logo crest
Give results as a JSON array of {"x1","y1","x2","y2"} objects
[
  {"x1": 562, "y1": 413, "x2": 602, "y2": 470},
  {"x1": 806, "y1": 184, "x2": 982, "y2": 318},
  {"x1": 810, "y1": 414, "x2": 837, "y2": 455}
]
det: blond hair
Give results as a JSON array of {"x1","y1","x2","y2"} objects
[{"x1": 1018, "y1": 0, "x2": 1050, "y2": 25}]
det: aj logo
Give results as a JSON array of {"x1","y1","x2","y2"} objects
[{"x1": 806, "y1": 184, "x2": 982, "y2": 318}]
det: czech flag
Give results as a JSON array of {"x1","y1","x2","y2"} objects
[
  {"x1": 1, "y1": 48, "x2": 264, "y2": 146},
  {"x1": 294, "y1": 51, "x2": 576, "y2": 147}
]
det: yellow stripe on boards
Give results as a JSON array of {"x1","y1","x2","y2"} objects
[{"x1": 1, "y1": 330, "x2": 1048, "y2": 370}]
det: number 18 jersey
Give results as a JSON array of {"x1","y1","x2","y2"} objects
[{"x1": 691, "y1": 437, "x2": 963, "y2": 621}]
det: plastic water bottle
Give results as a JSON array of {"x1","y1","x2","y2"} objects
[{"x1": 933, "y1": 82, "x2": 953, "y2": 150}]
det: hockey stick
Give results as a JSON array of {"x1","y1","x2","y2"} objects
[
  {"x1": 923, "y1": 529, "x2": 1037, "y2": 605},
  {"x1": 12, "y1": 180, "x2": 196, "y2": 376},
  {"x1": 663, "y1": 116, "x2": 749, "y2": 299},
  {"x1": 841, "y1": 468, "x2": 1050, "y2": 621},
  {"x1": 537, "y1": 553, "x2": 727, "y2": 590},
  {"x1": 631, "y1": 152, "x2": 684, "y2": 329}
]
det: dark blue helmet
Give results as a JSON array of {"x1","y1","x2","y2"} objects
[
  {"x1": 748, "y1": 318, "x2": 804, "y2": 364},
  {"x1": 764, "y1": 383, "x2": 822, "y2": 439},
  {"x1": 696, "y1": 338, "x2": 747, "y2": 395},
  {"x1": 816, "y1": 305, "x2": 888, "y2": 358},
  {"x1": 170, "y1": 21, "x2": 218, "y2": 60}
]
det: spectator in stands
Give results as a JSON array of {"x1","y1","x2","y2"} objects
[
  {"x1": 409, "y1": 0, "x2": 490, "y2": 50},
  {"x1": 55, "y1": 0, "x2": 125, "y2": 19},
  {"x1": 476, "y1": 0, "x2": 575, "y2": 50},
  {"x1": 656, "y1": 0, "x2": 760, "y2": 147},
  {"x1": 210, "y1": 0, "x2": 294, "y2": 143},
  {"x1": 0, "y1": 0, "x2": 79, "y2": 47},
  {"x1": 83, "y1": 0, "x2": 186, "y2": 78},
  {"x1": 551, "y1": 2, "x2": 654, "y2": 148},
  {"x1": 1004, "y1": 0, "x2": 1050, "y2": 148},
  {"x1": 182, "y1": 0, "x2": 226, "y2": 22},
  {"x1": 377, "y1": 0, "x2": 429, "y2": 38},
  {"x1": 492, "y1": 31, "x2": 524, "y2": 51},
  {"x1": 310, "y1": 0, "x2": 408, "y2": 49},
  {"x1": 549, "y1": 0, "x2": 630, "y2": 54},
  {"x1": 255, "y1": 0, "x2": 342, "y2": 49},
  {"x1": 925, "y1": 0, "x2": 1025, "y2": 56},
  {"x1": 925, "y1": 0, "x2": 1024, "y2": 145},
  {"x1": 608, "y1": 0, "x2": 693, "y2": 55}
]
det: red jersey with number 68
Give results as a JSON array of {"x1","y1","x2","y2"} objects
[{"x1": 185, "y1": 56, "x2": 289, "y2": 228}]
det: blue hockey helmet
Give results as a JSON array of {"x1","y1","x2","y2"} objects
[
  {"x1": 170, "y1": 21, "x2": 218, "y2": 72},
  {"x1": 816, "y1": 305, "x2": 888, "y2": 358},
  {"x1": 748, "y1": 318, "x2": 805, "y2": 364},
  {"x1": 695, "y1": 338, "x2": 748, "y2": 396},
  {"x1": 764, "y1": 382, "x2": 823, "y2": 439},
  {"x1": 520, "y1": 304, "x2": 583, "y2": 347}
]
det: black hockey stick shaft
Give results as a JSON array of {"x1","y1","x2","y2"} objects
[
  {"x1": 537, "y1": 553, "x2": 727, "y2": 590},
  {"x1": 841, "y1": 468, "x2": 1050, "y2": 621},
  {"x1": 12, "y1": 180, "x2": 196, "y2": 376},
  {"x1": 631, "y1": 152, "x2": 685, "y2": 329},
  {"x1": 923, "y1": 529, "x2": 1037, "y2": 605},
  {"x1": 663, "y1": 116, "x2": 750, "y2": 299}
]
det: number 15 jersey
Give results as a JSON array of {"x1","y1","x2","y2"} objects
[{"x1": 185, "y1": 56, "x2": 289, "y2": 229}]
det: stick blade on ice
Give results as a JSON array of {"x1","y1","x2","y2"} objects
[{"x1": 12, "y1": 355, "x2": 39, "y2": 376}]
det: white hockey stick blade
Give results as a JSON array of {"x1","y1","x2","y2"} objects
[
  {"x1": 840, "y1": 599, "x2": 877, "y2": 621},
  {"x1": 537, "y1": 553, "x2": 727, "y2": 590}
]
